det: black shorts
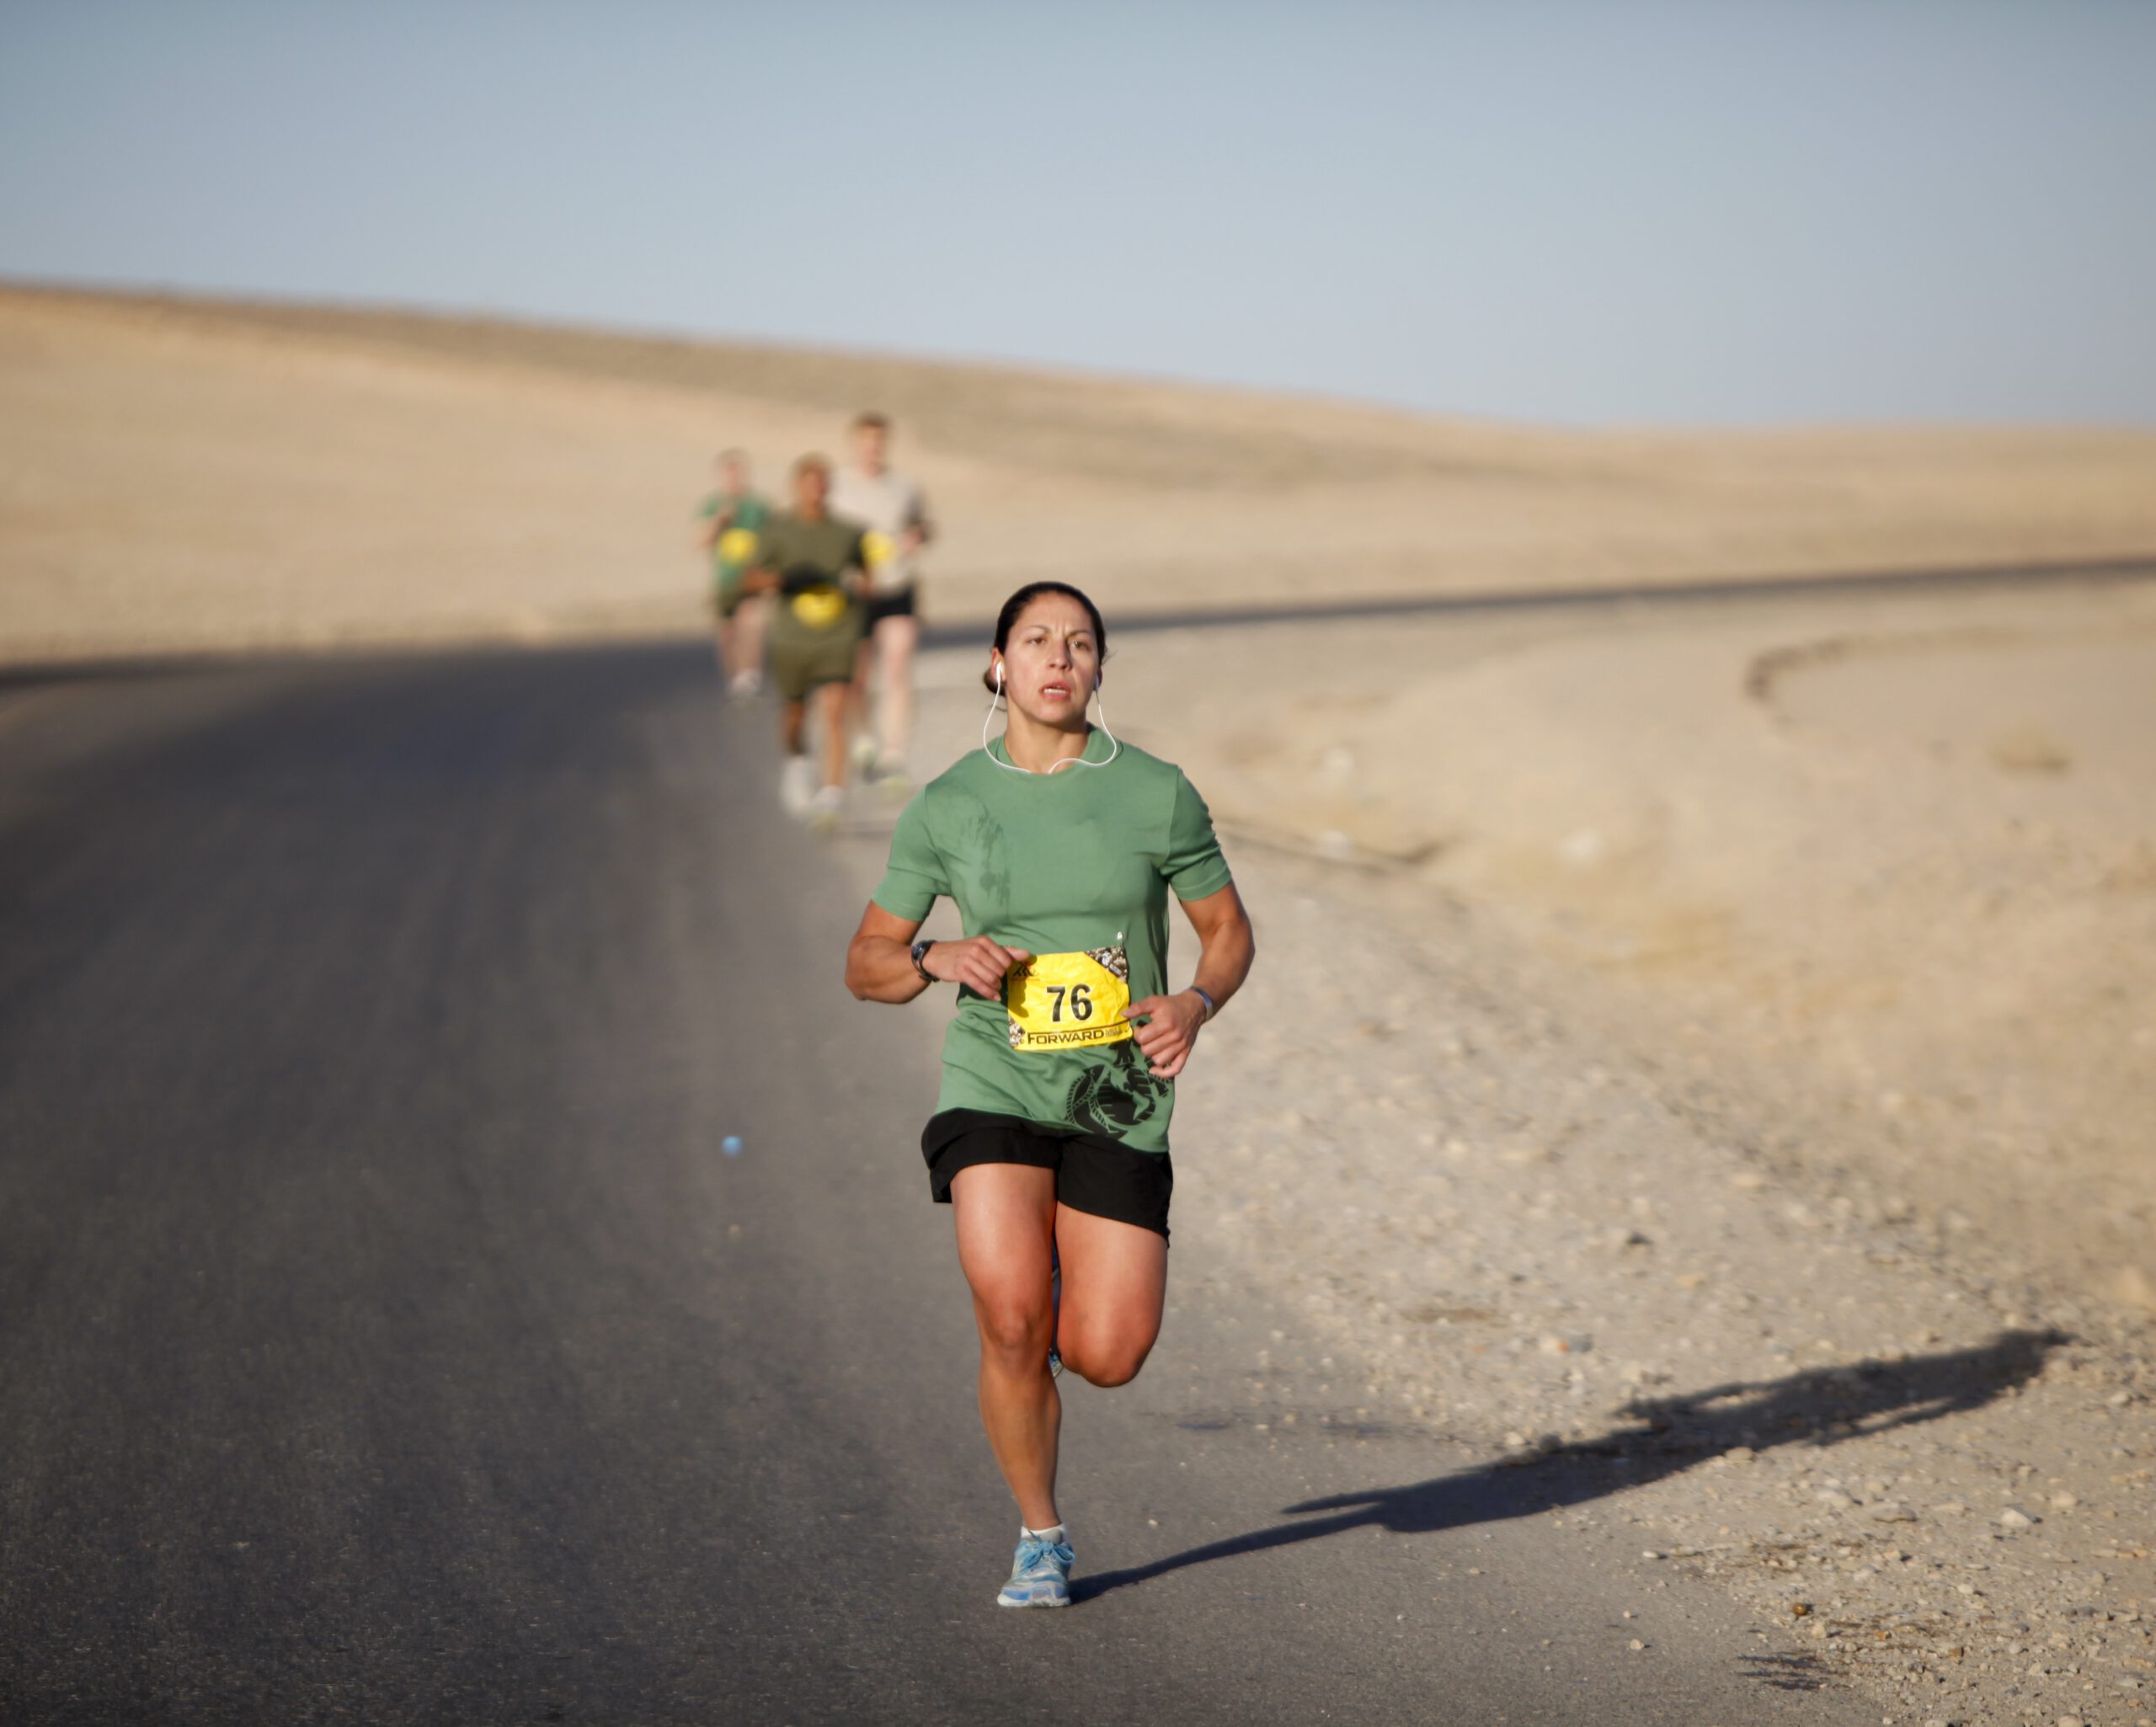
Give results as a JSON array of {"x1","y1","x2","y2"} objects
[
  {"x1": 862, "y1": 584, "x2": 918, "y2": 629},
  {"x1": 922, "y1": 1110, "x2": 1171, "y2": 1241}
]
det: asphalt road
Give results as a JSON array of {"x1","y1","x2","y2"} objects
[{"x1": 0, "y1": 645, "x2": 1870, "y2": 1725}]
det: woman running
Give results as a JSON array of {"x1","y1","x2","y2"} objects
[{"x1": 845, "y1": 581, "x2": 1256, "y2": 1608}]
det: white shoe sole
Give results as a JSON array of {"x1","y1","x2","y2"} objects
[{"x1": 995, "y1": 1586, "x2": 1071, "y2": 1608}]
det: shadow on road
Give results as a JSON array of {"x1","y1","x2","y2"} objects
[{"x1": 1078, "y1": 1328, "x2": 2067, "y2": 1601}]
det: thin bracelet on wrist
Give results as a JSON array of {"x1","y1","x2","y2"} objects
[{"x1": 1187, "y1": 984, "x2": 1216, "y2": 1021}]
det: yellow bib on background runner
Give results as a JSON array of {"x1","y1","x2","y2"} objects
[
  {"x1": 862, "y1": 530, "x2": 895, "y2": 572},
  {"x1": 1003, "y1": 948, "x2": 1134, "y2": 1053},
  {"x1": 718, "y1": 527, "x2": 759, "y2": 565},
  {"x1": 790, "y1": 587, "x2": 849, "y2": 628}
]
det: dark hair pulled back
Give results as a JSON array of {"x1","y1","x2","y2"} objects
[{"x1": 983, "y1": 582, "x2": 1108, "y2": 694}]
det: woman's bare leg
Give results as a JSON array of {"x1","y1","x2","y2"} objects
[
  {"x1": 1053, "y1": 1206, "x2": 1167, "y2": 1388},
  {"x1": 951, "y1": 1164, "x2": 1061, "y2": 1529}
]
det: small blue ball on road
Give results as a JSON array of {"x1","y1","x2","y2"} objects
[{"x1": 721, "y1": 1135, "x2": 744, "y2": 1157}]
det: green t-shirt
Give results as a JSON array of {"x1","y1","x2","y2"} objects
[
  {"x1": 872, "y1": 730, "x2": 1234, "y2": 1154},
  {"x1": 696, "y1": 492, "x2": 771, "y2": 585},
  {"x1": 755, "y1": 510, "x2": 869, "y2": 646},
  {"x1": 754, "y1": 511, "x2": 865, "y2": 591}
]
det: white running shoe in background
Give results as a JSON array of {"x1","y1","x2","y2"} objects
[
  {"x1": 728, "y1": 670, "x2": 762, "y2": 701},
  {"x1": 808, "y1": 784, "x2": 845, "y2": 833},
  {"x1": 781, "y1": 755, "x2": 817, "y2": 815}
]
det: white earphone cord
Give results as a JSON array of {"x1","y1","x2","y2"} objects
[{"x1": 984, "y1": 662, "x2": 1118, "y2": 774}]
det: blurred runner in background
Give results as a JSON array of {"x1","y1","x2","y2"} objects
[
  {"x1": 831, "y1": 412, "x2": 933, "y2": 792},
  {"x1": 693, "y1": 450, "x2": 771, "y2": 699},
  {"x1": 744, "y1": 455, "x2": 869, "y2": 831}
]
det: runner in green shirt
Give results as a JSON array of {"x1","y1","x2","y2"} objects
[
  {"x1": 845, "y1": 581, "x2": 1257, "y2": 1609},
  {"x1": 692, "y1": 450, "x2": 771, "y2": 698}
]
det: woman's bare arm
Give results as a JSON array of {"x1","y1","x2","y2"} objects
[
  {"x1": 1182, "y1": 882, "x2": 1255, "y2": 1016},
  {"x1": 1124, "y1": 882, "x2": 1256, "y2": 1078},
  {"x1": 845, "y1": 902, "x2": 1032, "y2": 1005}
]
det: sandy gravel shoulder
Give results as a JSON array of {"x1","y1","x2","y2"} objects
[{"x1": 1182, "y1": 848, "x2": 2154, "y2": 1727}]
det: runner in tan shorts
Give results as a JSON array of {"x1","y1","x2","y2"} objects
[{"x1": 743, "y1": 455, "x2": 869, "y2": 830}]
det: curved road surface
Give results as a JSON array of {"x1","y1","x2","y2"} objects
[{"x1": 0, "y1": 646, "x2": 1867, "y2": 1724}]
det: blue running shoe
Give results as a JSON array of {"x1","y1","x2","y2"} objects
[{"x1": 996, "y1": 1532, "x2": 1075, "y2": 1608}]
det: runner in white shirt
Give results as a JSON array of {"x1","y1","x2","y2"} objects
[{"x1": 830, "y1": 412, "x2": 933, "y2": 791}]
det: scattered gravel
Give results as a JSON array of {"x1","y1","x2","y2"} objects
[{"x1": 1165, "y1": 848, "x2": 2156, "y2": 1727}]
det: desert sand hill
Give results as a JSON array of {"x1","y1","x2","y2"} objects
[{"x1": 6, "y1": 284, "x2": 2156, "y2": 664}]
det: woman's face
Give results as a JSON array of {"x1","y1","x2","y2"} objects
[{"x1": 995, "y1": 596, "x2": 1102, "y2": 728}]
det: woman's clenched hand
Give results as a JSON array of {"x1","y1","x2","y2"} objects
[
  {"x1": 926, "y1": 936, "x2": 1033, "y2": 1000},
  {"x1": 1123, "y1": 990, "x2": 1206, "y2": 1079}
]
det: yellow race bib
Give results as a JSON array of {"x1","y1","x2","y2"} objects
[
  {"x1": 862, "y1": 530, "x2": 896, "y2": 571},
  {"x1": 1003, "y1": 948, "x2": 1133, "y2": 1053},
  {"x1": 718, "y1": 527, "x2": 759, "y2": 566},
  {"x1": 790, "y1": 587, "x2": 849, "y2": 628}
]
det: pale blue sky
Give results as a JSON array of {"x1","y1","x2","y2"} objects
[{"x1": 3, "y1": 1, "x2": 2152, "y2": 424}]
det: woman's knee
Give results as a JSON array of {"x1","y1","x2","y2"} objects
[
  {"x1": 1059, "y1": 1327, "x2": 1156, "y2": 1389},
  {"x1": 974, "y1": 1293, "x2": 1053, "y2": 1365}
]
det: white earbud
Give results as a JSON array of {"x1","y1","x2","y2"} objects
[{"x1": 982, "y1": 658, "x2": 1118, "y2": 775}]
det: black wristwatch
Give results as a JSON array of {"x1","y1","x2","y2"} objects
[{"x1": 910, "y1": 940, "x2": 937, "y2": 983}]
